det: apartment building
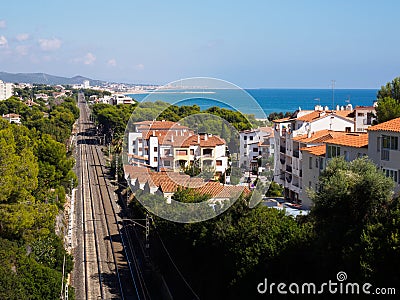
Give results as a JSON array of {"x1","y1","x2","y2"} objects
[
  {"x1": 0, "y1": 80, "x2": 13, "y2": 100},
  {"x1": 239, "y1": 127, "x2": 274, "y2": 173},
  {"x1": 128, "y1": 120, "x2": 228, "y2": 177},
  {"x1": 273, "y1": 107, "x2": 355, "y2": 202},
  {"x1": 368, "y1": 117, "x2": 400, "y2": 195},
  {"x1": 301, "y1": 132, "x2": 368, "y2": 208}
]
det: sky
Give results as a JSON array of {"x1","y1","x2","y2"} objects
[{"x1": 0, "y1": 0, "x2": 400, "y2": 88}]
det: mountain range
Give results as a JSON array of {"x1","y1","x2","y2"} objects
[{"x1": 0, "y1": 72, "x2": 106, "y2": 86}]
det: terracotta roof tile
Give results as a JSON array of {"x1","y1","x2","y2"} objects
[
  {"x1": 326, "y1": 133, "x2": 368, "y2": 148},
  {"x1": 300, "y1": 145, "x2": 326, "y2": 156},
  {"x1": 293, "y1": 130, "x2": 347, "y2": 143},
  {"x1": 273, "y1": 117, "x2": 290, "y2": 123},
  {"x1": 367, "y1": 117, "x2": 400, "y2": 133}
]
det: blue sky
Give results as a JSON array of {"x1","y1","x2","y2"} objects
[{"x1": 0, "y1": 0, "x2": 399, "y2": 88}]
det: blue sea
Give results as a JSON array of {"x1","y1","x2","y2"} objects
[{"x1": 128, "y1": 89, "x2": 378, "y2": 119}]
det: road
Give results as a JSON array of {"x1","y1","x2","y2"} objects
[{"x1": 71, "y1": 93, "x2": 148, "y2": 300}]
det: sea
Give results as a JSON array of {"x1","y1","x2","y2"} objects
[{"x1": 127, "y1": 89, "x2": 378, "y2": 119}]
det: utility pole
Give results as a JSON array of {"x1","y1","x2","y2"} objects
[
  {"x1": 331, "y1": 80, "x2": 336, "y2": 110},
  {"x1": 115, "y1": 154, "x2": 118, "y2": 182},
  {"x1": 145, "y1": 214, "x2": 150, "y2": 255}
]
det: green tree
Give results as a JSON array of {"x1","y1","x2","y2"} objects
[
  {"x1": 376, "y1": 77, "x2": 400, "y2": 123},
  {"x1": 375, "y1": 96, "x2": 400, "y2": 123},
  {"x1": 309, "y1": 157, "x2": 395, "y2": 279}
]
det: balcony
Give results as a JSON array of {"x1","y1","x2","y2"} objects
[
  {"x1": 293, "y1": 150, "x2": 300, "y2": 158},
  {"x1": 286, "y1": 165, "x2": 292, "y2": 172},
  {"x1": 280, "y1": 146, "x2": 286, "y2": 153}
]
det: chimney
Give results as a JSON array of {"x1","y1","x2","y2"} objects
[
  {"x1": 171, "y1": 135, "x2": 174, "y2": 143},
  {"x1": 204, "y1": 134, "x2": 208, "y2": 141},
  {"x1": 197, "y1": 135, "x2": 200, "y2": 144},
  {"x1": 307, "y1": 130, "x2": 312, "y2": 138},
  {"x1": 153, "y1": 130, "x2": 155, "y2": 136}
]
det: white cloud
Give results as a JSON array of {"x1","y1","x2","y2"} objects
[
  {"x1": 16, "y1": 45, "x2": 30, "y2": 56},
  {"x1": 0, "y1": 35, "x2": 8, "y2": 47},
  {"x1": 16, "y1": 33, "x2": 29, "y2": 42},
  {"x1": 107, "y1": 58, "x2": 117, "y2": 67},
  {"x1": 135, "y1": 63, "x2": 145, "y2": 70},
  {"x1": 0, "y1": 20, "x2": 6, "y2": 29},
  {"x1": 38, "y1": 38, "x2": 62, "y2": 51},
  {"x1": 84, "y1": 52, "x2": 96, "y2": 65}
]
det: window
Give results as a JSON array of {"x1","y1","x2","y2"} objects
[
  {"x1": 315, "y1": 158, "x2": 319, "y2": 168},
  {"x1": 216, "y1": 160, "x2": 222, "y2": 166},
  {"x1": 164, "y1": 160, "x2": 171, "y2": 167},
  {"x1": 345, "y1": 127, "x2": 351, "y2": 132},
  {"x1": 154, "y1": 157, "x2": 158, "y2": 162},
  {"x1": 154, "y1": 147, "x2": 158, "y2": 152},
  {"x1": 309, "y1": 181, "x2": 312, "y2": 188},
  {"x1": 164, "y1": 149, "x2": 171, "y2": 156},
  {"x1": 244, "y1": 136, "x2": 247, "y2": 140},
  {"x1": 244, "y1": 144, "x2": 247, "y2": 148},
  {"x1": 190, "y1": 149, "x2": 194, "y2": 155},
  {"x1": 383, "y1": 168, "x2": 399, "y2": 183},
  {"x1": 203, "y1": 149, "x2": 213, "y2": 156},
  {"x1": 357, "y1": 112, "x2": 364, "y2": 117},
  {"x1": 309, "y1": 157, "x2": 312, "y2": 169},
  {"x1": 250, "y1": 136, "x2": 254, "y2": 141},
  {"x1": 327, "y1": 145, "x2": 340, "y2": 158},
  {"x1": 382, "y1": 135, "x2": 398, "y2": 150},
  {"x1": 253, "y1": 147, "x2": 258, "y2": 152}
]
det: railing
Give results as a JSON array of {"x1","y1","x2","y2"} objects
[
  {"x1": 381, "y1": 149, "x2": 390, "y2": 161},
  {"x1": 280, "y1": 146, "x2": 286, "y2": 153},
  {"x1": 293, "y1": 150, "x2": 300, "y2": 158}
]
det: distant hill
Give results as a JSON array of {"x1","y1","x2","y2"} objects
[{"x1": 0, "y1": 72, "x2": 106, "y2": 86}]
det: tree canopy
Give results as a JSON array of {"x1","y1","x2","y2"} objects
[{"x1": 376, "y1": 77, "x2": 400, "y2": 123}]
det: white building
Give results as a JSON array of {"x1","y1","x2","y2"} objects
[
  {"x1": 128, "y1": 120, "x2": 229, "y2": 178},
  {"x1": 83, "y1": 80, "x2": 90, "y2": 89},
  {"x1": 2, "y1": 113, "x2": 21, "y2": 124},
  {"x1": 111, "y1": 94, "x2": 135, "y2": 105},
  {"x1": 273, "y1": 107, "x2": 356, "y2": 202},
  {"x1": 239, "y1": 127, "x2": 274, "y2": 172},
  {"x1": 0, "y1": 81, "x2": 14, "y2": 100},
  {"x1": 367, "y1": 117, "x2": 400, "y2": 195},
  {"x1": 354, "y1": 105, "x2": 376, "y2": 132}
]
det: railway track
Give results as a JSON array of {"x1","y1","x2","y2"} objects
[{"x1": 72, "y1": 94, "x2": 147, "y2": 300}]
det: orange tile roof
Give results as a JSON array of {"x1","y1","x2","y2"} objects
[
  {"x1": 300, "y1": 145, "x2": 326, "y2": 156},
  {"x1": 135, "y1": 120, "x2": 189, "y2": 131},
  {"x1": 293, "y1": 130, "x2": 347, "y2": 144},
  {"x1": 273, "y1": 117, "x2": 290, "y2": 123},
  {"x1": 158, "y1": 133, "x2": 225, "y2": 147},
  {"x1": 296, "y1": 111, "x2": 324, "y2": 122},
  {"x1": 160, "y1": 180, "x2": 250, "y2": 199},
  {"x1": 124, "y1": 165, "x2": 148, "y2": 176},
  {"x1": 326, "y1": 133, "x2": 368, "y2": 148},
  {"x1": 367, "y1": 117, "x2": 400, "y2": 133},
  {"x1": 296, "y1": 110, "x2": 353, "y2": 122}
]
